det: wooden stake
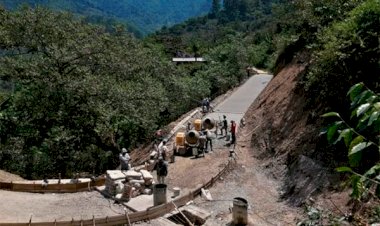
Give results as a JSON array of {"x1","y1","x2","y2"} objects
[{"x1": 171, "y1": 201, "x2": 194, "y2": 226}]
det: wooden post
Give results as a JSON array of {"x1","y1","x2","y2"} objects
[
  {"x1": 92, "y1": 215, "x2": 95, "y2": 226},
  {"x1": 171, "y1": 201, "x2": 194, "y2": 226}
]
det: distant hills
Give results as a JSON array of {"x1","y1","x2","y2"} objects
[{"x1": 0, "y1": 0, "x2": 211, "y2": 36}]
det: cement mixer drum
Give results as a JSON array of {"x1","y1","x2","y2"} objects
[
  {"x1": 202, "y1": 117, "x2": 215, "y2": 130},
  {"x1": 186, "y1": 130, "x2": 200, "y2": 146}
]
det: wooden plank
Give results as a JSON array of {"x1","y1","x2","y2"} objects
[{"x1": 180, "y1": 205, "x2": 211, "y2": 225}]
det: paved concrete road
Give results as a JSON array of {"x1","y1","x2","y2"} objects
[{"x1": 207, "y1": 74, "x2": 273, "y2": 124}]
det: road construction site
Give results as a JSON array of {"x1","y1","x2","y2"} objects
[{"x1": 0, "y1": 72, "x2": 302, "y2": 225}]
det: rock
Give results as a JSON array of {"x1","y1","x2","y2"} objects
[
  {"x1": 143, "y1": 188, "x2": 152, "y2": 195},
  {"x1": 201, "y1": 188, "x2": 213, "y2": 201},
  {"x1": 132, "y1": 188, "x2": 140, "y2": 198},
  {"x1": 128, "y1": 179, "x2": 145, "y2": 185},
  {"x1": 115, "y1": 193, "x2": 123, "y2": 200},
  {"x1": 140, "y1": 170, "x2": 153, "y2": 180},
  {"x1": 144, "y1": 178, "x2": 153, "y2": 186},
  {"x1": 133, "y1": 183, "x2": 142, "y2": 189},
  {"x1": 133, "y1": 165, "x2": 146, "y2": 172},
  {"x1": 106, "y1": 170, "x2": 126, "y2": 180},
  {"x1": 125, "y1": 170, "x2": 142, "y2": 180}
]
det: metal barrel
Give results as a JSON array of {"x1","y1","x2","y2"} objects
[
  {"x1": 153, "y1": 184, "x2": 167, "y2": 206},
  {"x1": 232, "y1": 197, "x2": 248, "y2": 225}
]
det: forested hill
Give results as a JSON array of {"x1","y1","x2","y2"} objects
[{"x1": 0, "y1": 0, "x2": 211, "y2": 36}]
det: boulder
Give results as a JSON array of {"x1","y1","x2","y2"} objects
[
  {"x1": 125, "y1": 170, "x2": 142, "y2": 180},
  {"x1": 106, "y1": 170, "x2": 126, "y2": 180},
  {"x1": 128, "y1": 179, "x2": 145, "y2": 185},
  {"x1": 140, "y1": 170, "x2": 153, "y2": 180}
]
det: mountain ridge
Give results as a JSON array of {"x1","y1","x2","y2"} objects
[{"x1": 0, "y1": 0, "x2": 211, "y2": 36}]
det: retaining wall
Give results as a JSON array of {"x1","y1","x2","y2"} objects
[{"x1": 0, "y1": 177, "x2": 105, "y2": 193}]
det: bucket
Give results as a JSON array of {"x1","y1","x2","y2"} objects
[
  {"x1": 232, "y1": 197, "x2": 248, "y2": 225},
  {"x1": 173, "y1": 187, "x2": 181, "y2": 197},
  {"x1": 153, "y1": 184, "x2": 167, "y2": 206}
]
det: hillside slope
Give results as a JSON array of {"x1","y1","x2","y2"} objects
[
  {"x1": 242, "y1": 52, "x2": 339, "y2": 206},
  {"x1": 0, "y1": 0, "x2": 211, "y2": 35}
]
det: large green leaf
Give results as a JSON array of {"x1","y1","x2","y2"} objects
[
  {"x1": 321, "y1": 112, "x2": 340, "y2": 118},
  {"x1": 347, "y1": 83, "x2": 364, "y2": 102},
  {"x1": 374, "y1": 102, "x2": 380, "y2": 110},
  {"x1": 349, "y1": 142, "x2": 370, "y2": 156},
  {"x1": 335, "y1": 128, "x2": 353, "y2": 147},
  {"x1": 327, "y1": 121, "x2": 342, "y2": 143},
  {"x1": 368, "y1": 111, "x2": 380, "y2": 126},
  {"x1": 352, "y1": 90, "x2": 375, "y2": 108},
  {"x1": 349, "y1": 142, "x2": 371, "y2": 167},
  {"x1": 356, "y1": 103, "x2": 371, "y2": 117},
  {"x1": 348, "y1": 136, "x2": 364, "y2": 167},
  {"x1": 350, "y1": 174, "x2": 362, "y2": 199},
  {"x1": 336, "y1": 166, "x2": 353, "y2": 173},
  {"x1": 363, "y1": 164, "x2": 380, "y2": 177}
]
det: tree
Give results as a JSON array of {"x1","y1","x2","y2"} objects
[
  {"x1": 305, "y1": 0, "x2": 380, "y2": 108},
  {"x1": 209, "y1": 0, "x2": 221, "y2": 18},
  {"x1": 0, "y1": 7, "x2": 195, "y2": 178}
]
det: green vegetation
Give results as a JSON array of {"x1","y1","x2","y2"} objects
[
  {"x1": 304, "y1": 0, "x2": 380, "y2": 108},
  {"x1": 0, "y1": 1, "x2": 378, "y2": 205},
  {"x1": 0, "y1": 0, "x2": 211, "y2": 36},
  {"x1": 323, "y1": 83, "x2": 380, "y2": 200},
  {"x1": 0, "y1": 7, "x2": 211, "y2": 179}
]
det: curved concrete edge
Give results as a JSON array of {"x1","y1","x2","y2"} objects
[{"x1": 0, "y1": 159, "x2": 235, "y2": 225}]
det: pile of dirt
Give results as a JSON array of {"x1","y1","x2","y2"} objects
[
  {"x1": 0, "y1": 170, "x2": 25, "y2": 182},
  {"x1": 242, "y1": 53, "x2": 341, "y2": 207}
]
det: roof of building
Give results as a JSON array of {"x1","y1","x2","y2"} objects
[{"x1": 172, "y1": 57, "x2": 205, "y2": 62}]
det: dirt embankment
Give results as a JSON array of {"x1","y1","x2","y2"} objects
[
  {"x1": 0, "y1": 170, "x2": 24, "y2": 182},
  {"x1": 243, "y1": 53, "x2": 340, "y2": 207}
]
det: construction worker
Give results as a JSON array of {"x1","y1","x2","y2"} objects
[
  {"x1": 186, "y1": 122, "x2": 192, "y2": 132},
  {"x1": 156, "y1": 157, "x2": 168, "y2": 184},
  {"x1": 158, "y1": 139, "x2": 168, "y2": 161},
  {"x1": 205, "y1": 129, "x2": 213, "y2": 152},
  {"x1": 221, "y1": 115, "x2": 228, "y2": 136},
  {"x1": 197, "y1": 131, "x2": 207, "y2": 157},
  {"x1": 230, "y1": 120, "x2": 237, "y2": 145},
  {"x1": 119, "y1": 148, "x2": 131, "y2": 171}
]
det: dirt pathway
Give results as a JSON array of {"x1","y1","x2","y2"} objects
[{"x1": 195, "y1": 141, "x2": 301, "y2": 225}]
